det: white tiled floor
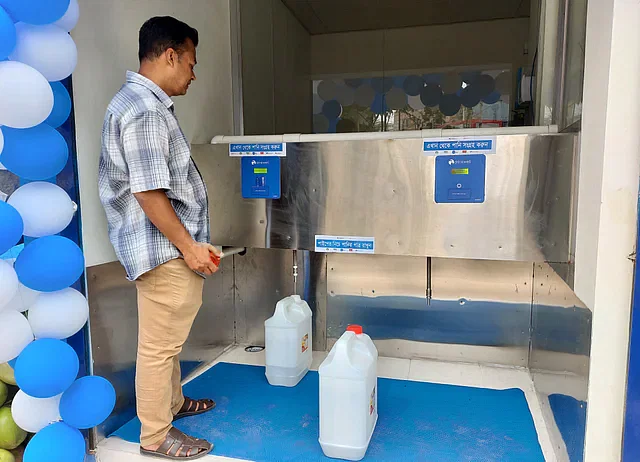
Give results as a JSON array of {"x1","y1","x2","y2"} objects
[{"x1": 96, "y1": 345, "x2": 567, "y2": 462}]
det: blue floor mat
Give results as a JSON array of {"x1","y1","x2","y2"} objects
[
  {"x1": 111, "y1": 362, "x2": 544, "y2": 462},
  {"x1": 549, "y1": 394, "x2": 587, "y2": 462}
]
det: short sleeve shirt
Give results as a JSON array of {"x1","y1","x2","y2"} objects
[{"x1": 98, "y1": 71, "x2": 210, "y2": 281}]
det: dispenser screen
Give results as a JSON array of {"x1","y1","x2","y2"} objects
[{"x1": 450, "y1": 168, "x2": 469, "y2": 175}]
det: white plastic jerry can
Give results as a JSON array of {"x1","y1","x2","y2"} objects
[
  {"x1": 264, "y1": 294, "x2": 313, "y2": 387},
  {"x1": 319, "y1": 325, "x2": 378, "y2": 461}
]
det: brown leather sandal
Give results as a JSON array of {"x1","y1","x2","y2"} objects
[
  {"x1": 140, "y1": 427, "x2": 213, "y2": 460},
  {"x1": 173, "y1": 397, "x2": 216, "y2": 421}
]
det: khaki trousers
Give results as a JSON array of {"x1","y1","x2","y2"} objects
[{"x1": 135, "y1": 258, "x2": 205, "y2": 447}]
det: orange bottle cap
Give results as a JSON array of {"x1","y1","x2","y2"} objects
[{"x1": 347, "y1": 325, "x2": 363, "y2": 335}]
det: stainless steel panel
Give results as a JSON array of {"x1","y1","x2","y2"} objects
[
  {"x1": 305, "y1": 251, "x2": 328, "y2": 351},
  {"x1": 87, "y1": 258, "x2": 235, "y2": 442},
  {"x1": 525, "y1": 134, "x2": 579, "y2": 260},
  {"x1": 430, "y1": 258, "x2": 534, "y2": 367},
  {"x1": 530, "y1": 262, "x2": 591, "y2": 376},
  {"x1": 192, "y1": 133, "x2": 578, "y2": 262},
  {"x1": 233, "y1": 248, "x2": 327, "y2": 349},
  {"x1": 234, "y1": 248, "x2": 295, "y2": 345},
  {"x1": 325, "y1": 255, "x2": 534, "y2": 366},
  {"x1": 326, "y1": 252, "x2": 428, "y2": 340}
]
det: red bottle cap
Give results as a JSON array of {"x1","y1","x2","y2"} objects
[{"x1": 347, "y1": 325, "x2": 363, "y2": 335}]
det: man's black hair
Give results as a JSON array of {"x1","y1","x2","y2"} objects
[{"x1": 138, "y1": 16, "x2": 199, "y2": 62}]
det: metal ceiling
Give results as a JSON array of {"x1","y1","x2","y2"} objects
[{"x1": 281, "y1": 0, "x2": 530, "y2": 35}]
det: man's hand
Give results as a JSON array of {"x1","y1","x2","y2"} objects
[
  {"x1": 182, "y1": 242, "x2": 222, "y2": 275},
  {"x1": 133, "y1": 190, "x2": 222, "y2": 275}
]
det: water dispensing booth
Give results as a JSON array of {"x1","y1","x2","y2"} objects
[
  {"x1": 94, "y1": 130, "x2": 587, "y2": 461},
  {"x1": 79, "y1": 1, "x2": 607, "y2": 461}
]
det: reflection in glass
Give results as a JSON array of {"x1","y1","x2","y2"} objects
[{"x1": 312, "y1": 69, "x2": 511, "y2": 134}]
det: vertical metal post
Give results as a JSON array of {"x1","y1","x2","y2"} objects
[{"x1": 229, "y1": 0, "x2": 245, "y2": 136}]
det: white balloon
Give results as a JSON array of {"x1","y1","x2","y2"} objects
[
  {"x1": 0, "y1": 260, "x2": 19, "y2": 312},
  {"x1": 313, "y1": 94, "x2": 324, "y2": 115},
  {"x1": 0, "y1": 61, "x2": 53, "y2": 129},
  {"x1": 11, "y1": 390, "x2": 62, "y2": 433},
  {"x1": 0, "y1": 310, "x2": 33, "y2": 363},
  {"x1": 8, "y1": 182, "x2": 75, "y2": 237},
  {"x1": 409, "y1": 94, "x2": 425, "y2": 111},
  {"x1": 10, "y1": 23, "x2": 78, "y2": 82},
  {"x1": 54, "y1": 0, "x2": 80, "y2": 32},
  {"x1": 28, "y1": 288, "x2": 89, "y2": 340},
  {"x1": 0, "y1": 127, "x2": 4, "y2": 156},
  {"x1": 6, "y1": 282, "x2": 40, "y2": 313}
]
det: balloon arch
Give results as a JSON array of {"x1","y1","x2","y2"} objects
[{"x1": 0, "y1": 1, "x2": 115, "y2": 461}]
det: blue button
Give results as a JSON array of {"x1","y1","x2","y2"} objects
[{"x1": 448, "y1": 189, "x2": 471, "y2": 200}]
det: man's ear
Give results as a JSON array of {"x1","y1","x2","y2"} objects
[{"x1": 165, "y1": 48, "x2": 178, "y2": 67}]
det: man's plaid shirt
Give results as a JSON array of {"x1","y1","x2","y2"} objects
[{"x1": 98, "y1": 71, "x2": 210, "y2": 281}]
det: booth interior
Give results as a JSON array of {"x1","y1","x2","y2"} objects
[{"x1": 89, "y1": 1, "x2": 590, "y2": 461}]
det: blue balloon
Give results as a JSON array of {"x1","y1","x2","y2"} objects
[
  {"x1": 328, "y1": 117, "x2": 339, "y2": 134},
  {"x1": 371, "y1": 77, "x2": 394, "y2": 94},
  {"x1": 0, "y1": 125, "x2": 68, "y2": 180},
  {"x1": 15, "y1": 338, "x2": 79, "y2": 398},
  {"x1": 0, "y1": 6, "x2": 15, "y2": 59},
  {"x1": 423, "y1": 74, "x2": 443, "y2": 84},
  {"x1": 60, "y1": 376, "x2": 116, "y2": 429},
  {"x1": 45, "y1": 82, "x2": 72, "y2": 128},
  {"x1": 24, "y1": 422, "x2": 84, "y2": 462},
  {"x1": 0, "y1": 201, "x2": 23, "y2": 255},
  {"x1": 403, "y1": 75, "x2": 425, "y2": 97},
  {"x1": 0, "y1": 0, "x2": 70, "y2": 25},
  {"x1": 460, "y1": 71, "x2": 481, "y2": 85},
  {"x1": 15, "y1": 236, "x2": 84, "y2": 292},
  {"x1": 392, "y1": 75, "x2": 406, "y2": 88},
  {"x1": 483, "y1": 91, "x2": 502, "y2": 105},
  {"x1": 370, "y1": 93, "x2": 388, "y2": 115},
  {"x1": 321, "y1": 100, "x2": 342, "y2": 120}
]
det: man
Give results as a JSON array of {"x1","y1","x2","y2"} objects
[{"x1": 99, "y1": 16, "x2": 220, "y2": 460}]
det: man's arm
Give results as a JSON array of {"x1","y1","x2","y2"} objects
[
  {"x1": 121, "y1": 110, "x2": 220, "y2": 275},
  {"x1": 134, "y1": 190, "x2": 220, "y2": 275}
]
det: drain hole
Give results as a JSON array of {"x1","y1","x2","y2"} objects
[{"x1": 245, "y1": 346, "x2": 265, "y2": 353}]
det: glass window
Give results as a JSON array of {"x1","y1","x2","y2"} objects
[{"x1": 312, "y1": 68, "x2": 511, "y2": 134}]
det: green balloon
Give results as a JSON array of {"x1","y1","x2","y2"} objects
[
  {"x1": 0, "y1": 383, "x2": 6, "y2": 408},
  {"x1": 0, "y1": 365, "x2": 16, "y2": 387},
  {"x1": 0, "y1": 449, "x2": 15, "y2": 462},
  {"x1": 0, "y1": 407, "x2": 26, "y2": 451}
]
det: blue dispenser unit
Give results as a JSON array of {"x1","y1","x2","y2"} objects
[
  {"x1": 434, "y1": 154, "x2": 486, "y2": 204},
  {"x1": 241, "y1": 156, "x2": 281, "y2": 199}
]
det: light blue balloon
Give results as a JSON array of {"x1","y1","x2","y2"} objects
[
  {"x1": 15, "y1": 338, "x2": 79, "y2": 398},
  {"x1": 60, "y1": 376, "x2": 116, "y2": 429},
  {"x1": 0, "y1": 0, "x2": 70, "y2": 25},
  {"x1": 0, "y1": 6, "x2": 15, "y2": 59},
  {"x1": 14, "y1": 236, "x2": 84, "y2": 292},
  {"x1": 24, "y1": 422, "x2": 84, "y2": 462},
  {"x1": 0, "y1": 125, "x2": 68, "y2": 180},
  {"x1": 45, "y1": 82, "x2": 72, "y2": 128},
  {"x1": 0, "y1": 201, "x2": 23, "y2": 255}
]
